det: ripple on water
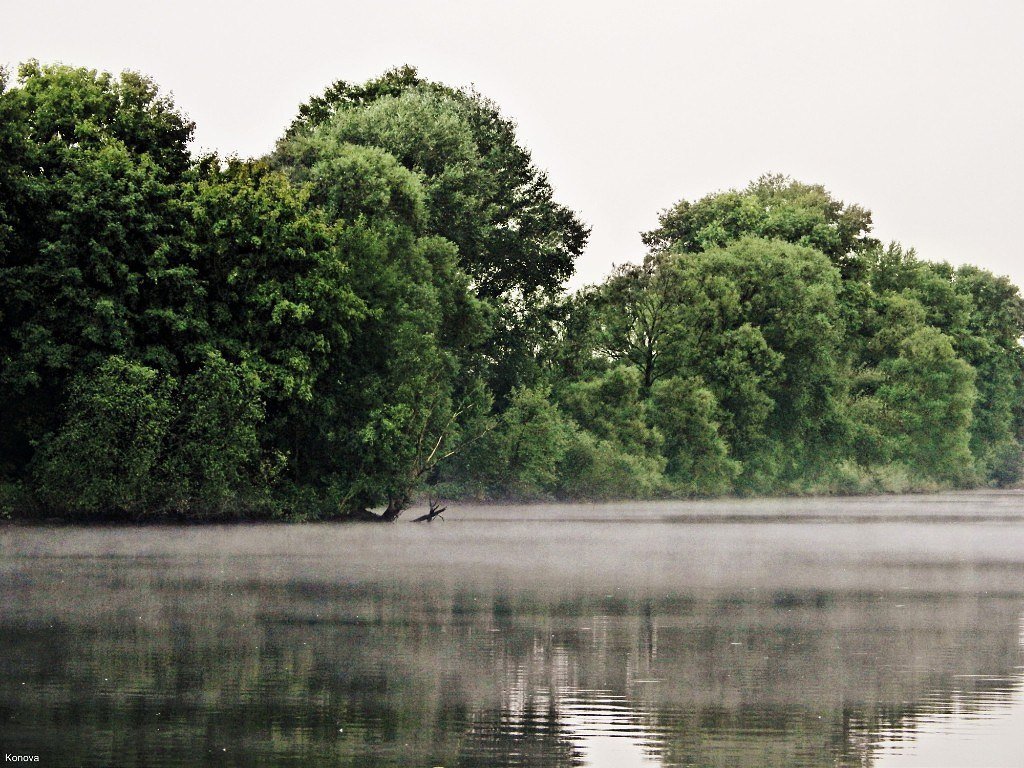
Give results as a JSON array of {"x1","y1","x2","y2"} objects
[{"x1": 1, "y1": 491, "x2": 1023, "y2": 767}]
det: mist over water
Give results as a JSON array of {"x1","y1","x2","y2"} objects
[{"x1": 2, "y1": 491, "x2": 1023, "y2": 767}]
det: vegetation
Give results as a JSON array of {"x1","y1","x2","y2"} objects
[{"x1": 2, "y1": 61, "x2": 1022, "y2": 520}]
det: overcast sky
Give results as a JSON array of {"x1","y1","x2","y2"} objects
[{"x1": 4, "y1": 0, "x2": 1023, "y2": 288}]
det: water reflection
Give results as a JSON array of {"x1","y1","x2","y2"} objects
[
  {"x1": 871, "y1": 616, "x2": 1024, "y2": 768},
  {"x1": 1, "y1": 491, "x2": 1023, "y2": 767},
  {"x1": 557, "y1": 693, "x2": 662, "y2": 767}
]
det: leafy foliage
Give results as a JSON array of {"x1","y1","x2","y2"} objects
[
  {"x1": 280, "y1": 65, "x2": 589, "y2": 298},
  {"x1": 2, "y1": 61, "x2": 1022, "y2": 518},
  {"x1": 643, "y1": 174, "x2": 879, "y2": 277},
  {"x1": 274, "y1": 67, "x2": 589, "y2": 403},
  {"x1": 31, "y1": 356, "x2": 175, "y2": 517}
]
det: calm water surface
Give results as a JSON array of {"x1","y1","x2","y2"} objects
[{"x1": 2, "y1": 491, "x2": 1023, "y2": 767}]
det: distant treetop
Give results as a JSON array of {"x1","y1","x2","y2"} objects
[{"x1": 642, "y1": 174, "x2": 880, "y2": 276}]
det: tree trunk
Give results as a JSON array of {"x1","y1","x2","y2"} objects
[
  {"x1": 380, "y1": 495, "x2": 408, "y2": 522},
  {"x1": 346, "y1": 494, "x2": 410, "y2": 522}
]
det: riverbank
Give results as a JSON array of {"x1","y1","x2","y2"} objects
[{"x1": 3, "y1": 486, "x2": 1020, "y2": 526}]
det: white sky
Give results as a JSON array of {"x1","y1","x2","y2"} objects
[{"x1": 4, "y1": 0, "x2": 1023, "y2": 289}]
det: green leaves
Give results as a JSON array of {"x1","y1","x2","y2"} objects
[
  {"x1": 0, "y1": 64, "x2": 194, "y2": 484},
  {"x1": 31, "y1": 356, "x2": 175, "y2": 517},
  {"x1": 555, "y1": 175, "x2": 1024, "y2": 495},
  {"x1": 31, "y1": 354, "x2": 266, "y2": 518},
  {"x1": 273, "y1": 67, "x2": 589, "y2": 407},
  {"x1": 279, "y1": 66, "x2": 588, "y2": 298},
  {"x1": 649, "y1": 376, "x2": 738, "y2": 495},
  {"x1": 643, "y1": 174, "x2": 879, "y2": 277},
  {"x1": 876, "y1": 326, "x2": 977, "y2": 483},
  {"x1": 181, "y1": 159, "x2": 362, "y2": 403},
  {"x1": 3, "y1": 61, "x2": 1023, "y2": 515}
]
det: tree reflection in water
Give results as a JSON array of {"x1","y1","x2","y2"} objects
[{"x1": 2, "y1": 496, "x2": 1024, "y2": 767}]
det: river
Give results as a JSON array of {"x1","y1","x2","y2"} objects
[{"x1": 1, "y1": 491, "x2": 1022, "y2": 766}]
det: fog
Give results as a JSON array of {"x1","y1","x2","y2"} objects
[{"x1": 3, "y1": 492, "x2": 1023, "y2": 766}]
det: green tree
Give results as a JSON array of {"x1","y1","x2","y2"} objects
[
  {"x1": 950, "y1": 266, "x2": 1024, "y2": 480},
  {"x1": 643, "y1": 174, "x2": 879, "y2": 277},
  {"x1": 0, "y1": 62, "x2": 194, "y2": 482},
  {"x1": 649, "y1": 376, "x2": 738, "y2": 495},
  {"x1": 7, "y1": 63, "x2": 1024, "y2": 516},
  {"x1": 31, "y1": 353, "x2": 266, "y2": 518},
  {"x1": 161, "y1": 352, "x2": 266, "y2": 516},
  {"x1": 587, "y1": 260, "x2": 683, "y2": 392},
  {"x1": 279, "y1": 65, "x2": 589, "y2": 298},
  {"x1": 439, "y1": 385, "x2": 574, "y2": 499},
  {"x1": 555, "y1": 366, "x2": 667, "y2": 498},
  {"x1": 586, "y1": 238, "x2": 847, "y2": 488},
  {"x1": 179, "y1": 157, "x2": 363, "y2": 486},
  {"x1": 854, "y1": 246, "x2": 1024, "y2": 484},
  {"x1": 280, "y1": 141, "x2": 488, "y2": 517},
  {"x1": 877, "y1": 324, "x2": 977, "y2": 483},
  {"x1": 273, "y1": 67, "x2": 589, "y2": 404}
]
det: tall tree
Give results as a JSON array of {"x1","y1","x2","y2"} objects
[
  {"x1": 273, "y1": 67, "x2": 589, "y2": 402},
  {"x1": 278, "y1": 65, "x2": 589, "y2": 299},
  {"x1": 582, "y1": 238, "x2": 847, "y2": 488},
  {"x1": 276, "y1": 141, "x2": 489, "y2": 517},
  {"x1": 0, "y1": 62, "x2": 194, "y2": 479}
]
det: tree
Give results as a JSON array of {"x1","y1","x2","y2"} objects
[
  {"x1": 6, "y1": 62, "x2": 1024, "y2": 516},
  {"x1": 161, "y1": 352, "x2": 266, "y2": 515},
  {"x1": 278, "y1": 65, "x2": 589, "y2": 299},
  {"x1": 649, "y1": 376, "x2": 738, "y2": 495},
  {"x1": 643, "y1": 174, "x2": 879, "y2": 277},
  {"x1": 557, "y1": 366, "x2": 663, "y2": 457},
  {"x1": 31, "y1": 356, "x2": 175, "y2": 517},
  {"x1": 179, "y1": 157, "x2": 364, "y2": 488},
  {"x1": 31, "y1": 353, "x2": 266, "y2": 518},
  {"x1": 438, "y1": 385, "x2": 574, "y2": 499},
  {"x1": 587, "y1": 260, "x2": 683, "y2": 392},
  {"x1": 877, "y1": 325, "x2": 977, "y2": 483},
  {"x1": 278, "y1": 141, "x2": 489, "y2": 518},
  {"x1": 553, "y1": 366, "x2": 668, "y2": 498},
  {"x1": 273, "y1": 67, "x2": 589, "y2": 404},
  {"x1": 854, "y1": 246, "x2": 1024, "y2": 484},
  {"x1": 582, "y1": 238, "x2": 847, "y2": 488},
  {"x1": 0, "y1": 62, "x2": 194, "y2": 482},
  {"x1": 950, "y1": 266, "x2": 1024, "y2": 480}
]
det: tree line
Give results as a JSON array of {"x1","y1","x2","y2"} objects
[{"x1": 1, "y1": 61, "x2": 1022, "y2": 520}]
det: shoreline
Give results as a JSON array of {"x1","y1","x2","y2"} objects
[{"x1": 2, "y1": 486, "x2": 1020, "y2": 527}]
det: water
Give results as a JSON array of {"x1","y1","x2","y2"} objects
[{"x1": 1, "y1": 491, "x2": 1023, "y2": 767}]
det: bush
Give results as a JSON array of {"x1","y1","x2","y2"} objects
[
  {"x1": 161, "y1": 353, "x2": 266, "y2": 517},
  {"x1": 556, "y1": 430, "x2": 667, "y2": 500},
  {"x1": 29, "y1": 354, "x2": 268, "y2": 519},
  {"x1": 438, "y1": 385, "x2": 573, "y2": 500},
  {"x1": 31, "y1": 357, "x2": 174, "y2": 518},
  {"x1": 649, "y1": 376, "x2": 739, "y2": 495},
  {"x1": 0, "y1": 482, "x2": 35, "y2": 519},
  {"x1": 989, "y1": 442, "x2": 1024, "y2": 488}
]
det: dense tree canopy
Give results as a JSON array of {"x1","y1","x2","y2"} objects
[
  {"x1": 272, "y1": 67, "x2": 591, "y2": 404},
  {"x1": 277, "y1": 65, "x2": 589, "y2": 299},
  {"x1": 2, "y1": 61, "x2": 1022, "y2": 520},
  {"x1": 0, "y1": 63, "x2": 492, "y2": 519},
  {"x1": 0, "y1": 61, "x2": 195, "y2": 483},
  {"x1": 643, "y1": 174, "x2": 880, "y2": 278}
]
